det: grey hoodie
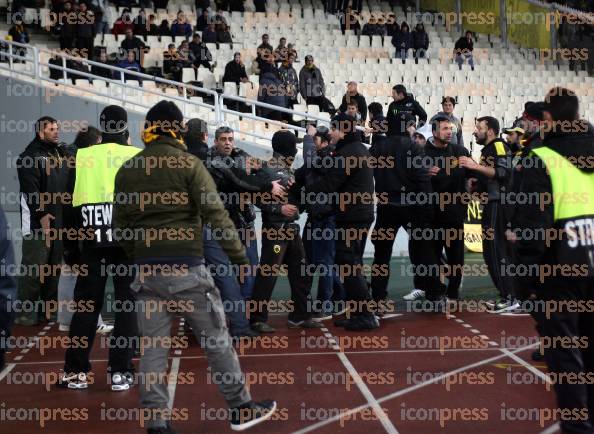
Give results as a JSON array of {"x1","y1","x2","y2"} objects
[{"x1": 430, "y1": 111, "x2": 464, "y2": 147}]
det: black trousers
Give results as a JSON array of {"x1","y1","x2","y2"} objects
[
  {"x1": 482, "y1": 201, "x2": 513, "y2": 299},
  {"x1": 64, "y1": 246, "x2": 137, "y2": 374},
  {"x1": 249, "y1": 224, "x2": 312, "y2": 324},
  {"x1": 371, "y1": 205, "x2": 441, "y2": 301},
  {"x1": 538, "y1": 279, "x2": 594, "y2": 434},
  {"x1": 305, "y1": 96, "x2": 335, "y2": 115},
  {"x1": 335, "y1": 221, "x2": 372, "y2": 313},
  {"x1": 432, "y1": 218, "x2": 465, "y2": 298}
]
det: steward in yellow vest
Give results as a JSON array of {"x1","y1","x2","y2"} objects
[
  {"x1": 512, "y1": 87, "x2": 594, "y2": 434},
  {"x1": 58, "y1": 105, "x2": 141, "y2": 392}
]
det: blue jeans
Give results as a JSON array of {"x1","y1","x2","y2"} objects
[
  {"x1": 456, "y1": 53, "x2": 474, "y2": 69},
  {"x1": 239, "y1": 226, "x2": 258, "y2": 300},
  {"x1": 303, "y1": 216, "x2": 344, "y2": 314},
  {"x1": 202, "y1": 225, "x2": 250, "y2": 335}
]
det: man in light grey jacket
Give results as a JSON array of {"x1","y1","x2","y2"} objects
[{"x1": 430, "y1": 96, "x2": 464, "y2": 147}]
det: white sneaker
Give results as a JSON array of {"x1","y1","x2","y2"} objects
[
  {"x1": 111, "y1": 371, "x2": 134, "y2": 391},
  {"x1": 96, "y1": 323, "x2": 114, "y2": 334},
  {"x1": 59, "y1": 323, "x2": 70, "y2": 332},
  {"x1": 403, "y1": 289, "x2": 425, "y2": 301}
]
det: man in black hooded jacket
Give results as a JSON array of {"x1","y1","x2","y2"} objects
[
  {"x1": 512, "y1": 87, "x2": 594, "y2": 434},
  {"x1": 299, "y1": 113, "x2": 378, "y2": 331},
  {"x1": 386, "y1": 84, "x2": 427, "y2": 136}
]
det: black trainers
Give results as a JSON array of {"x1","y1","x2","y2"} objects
[
  {"x1": 56, "y1": 372, "x2": 88, "y2": 389},
  {"x1": 111, "y1": 371, "x2": 134, "y2": 391},
  {"x1": 231, "y1": 328, "x2": 260, "y2": 339},
  {"x1": 287, "y1": 319, "x2": 323, "y2": 329},
  {"x1": 147, "y1": 422, "x2": 179, "y2": 434},
  {"x1": 250, "y1": 322, "x2": 275, "y2": 333},
  {"x1": 343, "y1": 314, "x2": 379, "y2": 331},
  {"x1": 229, "y1": 400, "x2": 277, "y2": 431}
]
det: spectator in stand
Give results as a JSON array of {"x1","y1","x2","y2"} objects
[
  {"x1": 158, "y1": 19, "x2": 171, "y2": 37},
  {"x1": 367, "y1": 102, "x2": 387, "y2": 144},
  {"x1": 133, "y1": 9, "x2": 148, "y2": 38},
  {"x1": 163, "y1": 43, "x2": 183, "y2": 82},
  {"x1": 376, "y1": 16, "x2": 388, "y2": 36},
  {"x1": 222, "y1": 52, "x2": 248, "y2": 84},
  {"x1": 121, "y1": 28, "x2": 148, "y2": 67},
  {"x1": 196, "y1": 8, "x2": 210, "y2": 32},
  {"x1": 177, "y1": 40, "x2": 194, "y2": 69},
  {"x1": 386, "y1": 13, "x2": 398, "y2": 36},
  {"x1": 112, "y1": 9, "x2": 134, "y2": 36},
  {"x1": 362, "y1": 16, "x2": 379, "y2": 37},
  {"x1": 258, "y1": 67, "x2": 288, "y2": 122},
  {"x1": 412, "y1": 23, "x2": 429, "y2": 64},
  {"x1": 392, "y1": 21, "x2": 413, "y2": 63},
  {"x1": 274, "y1": 37, "x2": 287, "y2": 62},
  {"x1": 189, "y1": 33, "x2": 214, "y2": 71},
  {"x1": 299, "y1": 55, "x2": 334, "y2": 114},
  {"x1": 91, "y1": 49, "x2": 112, "y2": 80},
  {"x1": 279, "y1": 51, "x2": 299, "y2": 112},
  {"x1": 254, "y1": 0, "x2": 266, "y2": 12},
  {"x1": 217, "y1": 24, "x2": 233, "y2": 44},
  {"x1": 67, "y1": 52, "x2": 91, "y2": 83},
  {"x1": 195, "y1": 0, "x2": 210, "y2": 15},
  {"x1": 89, "y1": 0, "x2": 111, "y2": 35},
  {"x1": 338, "y1": 81, "x2": 367, "y2": 122},
  {"x1": 171, "y1": 11, "x2": 193, "y2": 38},
  {"x1": 430, "y1": 96, "x2": 464, "y2": 146},
  {"x1": 116, "y1": 49, "x2": 142, "y2": 83},
  {"x1": 59, "y1": 1, "x2": 77, "y2": 50},
  {"x1": 202, "y1": 23, "x2": 217, "y2": 43},
  {"x1": 229, "y1": 0, "x2": 244, "y2": 11},
  {"x1": 153, "y1": 0, "x2": 169, "y2": 9},
  {"x1": 288, "y1": 43, "x2": 298, "y2": 61},
  {"x1": 8, "y1": 15, "x2": 29, "y2": 61},
  {"x1": 454, "y1": 30, "x2": 475, "y2": 71},
  {"x1": 75, "y1": 2, "x2": 95, "y2": 59},
  {"x1": 258, "y1": 34, "x2": 273, "y2": 53},
  {"x1": 147, "y1": 14, "x2": 159, "y2": 35}
]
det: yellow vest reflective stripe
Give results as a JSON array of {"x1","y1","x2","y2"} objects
[
  {"x1": 72, "y1": 143, "x2": 141, "y2": 207},
  {"x1": 531, "y1": 146, "x2": 594, "y2": 222}
]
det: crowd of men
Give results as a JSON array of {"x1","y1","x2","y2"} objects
[{"x1": 1, "y1": 83, "x2": 593, "y2": 433}]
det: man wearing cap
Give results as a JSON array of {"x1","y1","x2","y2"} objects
[
  {"x1": 58, "y1": 105, "x2": 140, "y2": 391},
  {"x1": 298, "y1": 124, "x2": 345, "y2": 320},
  {"x1": 249, "y1": 130, "x2": 321, "y2": 333},
  {"x1": 430, "y1": 96, "x2": 464, "y2": 147},
  {"x1": 302, "y1": 113, "x2": 379, "y2": 330},
  {"x1": 113, "y1": 101, "x2": 277, "y2": 433},
  {"x1": 512, "y1": 88, "x2": 594, "y2": 434},
  {"x1": 503, "y1": 123, "x2": 525, "y2": 157}
]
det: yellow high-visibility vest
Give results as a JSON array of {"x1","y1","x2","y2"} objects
[{"x1": 72, "y1": 143, "x2": 141, "y2": 207}]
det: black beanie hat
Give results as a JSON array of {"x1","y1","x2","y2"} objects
[
  {"x1": 145, "y1": 100, "x2": 184, "y2": 137},
  {"x1": 100, "y1": 105, "x2": 128, "y2": 134},
  {"x1": 523, "y1": 101, "x2": 545, "y2": 121},
  {"x1": 271, "y1": 130, "x2": 297, "y2": 158},
  {"x1": 331, "y1": 112, "x2": 359, "y2": 140}
]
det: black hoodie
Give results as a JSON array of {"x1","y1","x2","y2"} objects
[
  {"x1": 386, "y1": 93, "x2": 427, "y2": 136},
  {"x1": 512, "y1": 124, "x2": 594, "y2": 288}
]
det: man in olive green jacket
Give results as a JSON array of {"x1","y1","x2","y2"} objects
[{"x1": 113, "y1": 101, "x2": 276, "y2": 433}]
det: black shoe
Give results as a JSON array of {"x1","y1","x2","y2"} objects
[
  {"x1": 531, "y1": 350, "x2": 545, "y2": 361},
  {"x1": 229, "y1": 399, "x2": 277, "y2": 431},
  {"x1": 147, "y1": 422, "x2": 179, "y2": 434},
  {"x1": 334, "y1": 317, "x2": 350, "y2": 328},
  {"x1": 231, "y1": 328, "x2": 260, "y2": 338},
  {"x1": 341, "y1": 314, "x2": 380, "y2": 331}
]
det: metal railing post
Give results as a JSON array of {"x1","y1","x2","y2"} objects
[
  {"x1": 61, "y1": 55, "x2": 67, "y2": 81},
  {"x1": 32, "y1": 46, "x2": 40, "y2": 85}
]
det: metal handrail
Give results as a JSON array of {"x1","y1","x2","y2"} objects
[{"x1": 0, "y1": 40, "x2": 330, "y2": 145}]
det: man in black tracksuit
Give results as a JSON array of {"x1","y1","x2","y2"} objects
[
  {"x1": 15, "y1": 117, "x2": 70, "y2": 326},
  {"x1": 369, "y1": 115, "x2": 438, "y2": 304},
  {"x1": 425, "y1": 115, "x2": 472, "y2": 300},
  {"x1": 249, "y1": 131, "x2": 320, "y2": 333},
  {"x1": 301, "y1": 113, "x2": 378, "y2": 330},
  {"x1": 386, "y1": 84, "x2": 427, "y2": 137},
  {"x1": 460, "y1": 116, "x2": 512, "y2": 310},
  {"x1": 512, "y1": 88, "x2": 594, "y2": 434}
]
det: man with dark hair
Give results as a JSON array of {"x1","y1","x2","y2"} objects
[
  {"x1": 257, "y1": 33, "x2": 273, "y2": 53},
  {"x1": 367, "y1": 102, "x2": 387, "y2": 144},
  {"x1": 454, "y1": 30, "x2": 475, "y2": 71},
  {"x1": 299, "y1": 55, "x2": 335, "y2": 114},
  {"x1": 387, "y1": 84, "x2": 427, "y2": 136},
  {"x1": 58, "y1": 106, "x2": 140, "y2": 391},
  {"x1": 424, "y1": 115, "x2": 472, "y2": 301},
  {"x1": 15, "y1": 116, "x2": 69, "y2": 326},
  {"x1": 430, "y1": 96, "x2": 464, "y2": 146},
  {"x1": 460, "y1": 115, "x2": 513, "y2": 312},
  {"x1": 222, "y1": 52, "x2": 248, "y2": 84},
  {"x1": 183, "y1": 117, "x2": 208, "y2": 160},
  {"x1": 121, "y1": 28, "x2": 148, "y2": 67},
  {"x1": 114, "y1": 101, "x2": 277, "y2": 433},
  {"x1": 301, "y1": 113, "x2": 378, "y2": 330},
  {"x1": 249, "y1": 131, "x2": 322, "y2": 333},
  {"x1": 189, "y1": 33, "x2": 213, "y2": 71},
  {"x1": 512, "y1": 87, "x2": 594, "y2": 434}
]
